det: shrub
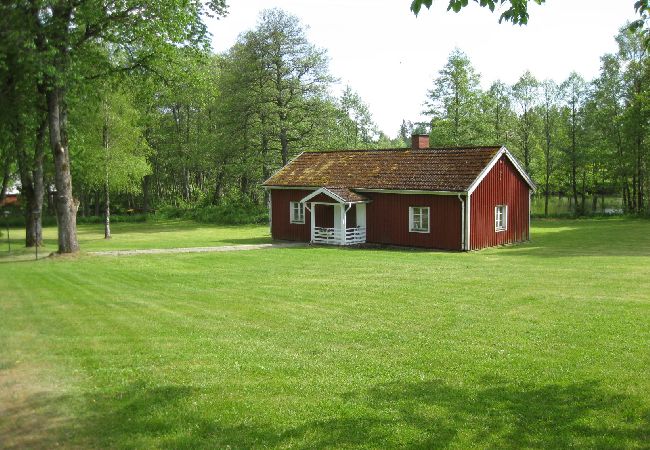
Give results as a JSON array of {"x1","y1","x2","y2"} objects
[{"x1": 154, "y1": 200, "x2": 268, "y2": 225}]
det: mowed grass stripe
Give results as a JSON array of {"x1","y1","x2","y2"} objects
[{"x1": 1, "y1": 218, "x2": 649, "y2": 448}]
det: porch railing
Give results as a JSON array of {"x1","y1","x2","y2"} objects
[{"x1": 312, "y1": 227, "x2": 366, "y2": 245}]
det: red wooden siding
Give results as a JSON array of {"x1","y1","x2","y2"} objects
[
  {"x1": 346, "y1": 205, "x2": 357, "y2": 228},
  {"x1": 314, "y1": 204, "x2": 334, "y2": 228},
  {"x1": 270, "y1": 189, "x2": 311, "y2": 242},
  {"x1": 310, "y1": 193, "x2": 339, "y2": 203},
  {"x1": 270, "y1": 188, "x2": 463, "y2": 249},
  {"x1": 364, "y1": 192, "x2": 462, "y2": 250},
  {"x1": 469, "y1": 156, "x2": 530, "y2": 250}
]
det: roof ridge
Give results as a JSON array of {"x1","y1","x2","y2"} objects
[{"x1": 303, "y1": 146, "x2": 502, "y2": 154}]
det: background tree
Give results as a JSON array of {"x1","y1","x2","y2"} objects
[
  {"x1": 482, "y1": 81, "x2": 514, "y2": 146},
  {"x1": 70, "y1": 87, "x2": 151, "y2": 238},
  {"x1": 617, "y1": 27, "x2": 649, "y2": 212},
  {"x1": 537, "y1": 79, "x2": 562, "y2": 216},
  {"x1": 511, "y1": 71, "x2": 540, "y2": 174},
  {"x1": 560, "y1": 72, "x2": 589, "y2": 213},
  {"x1": 3, "y1": 0, "x2": 227, "y2": 253},
  {"x1": 424, "y1": 49, "x2": 483, "y2": 146},
  {"x1": 589, "y1": 54, "x2": 628, "y2": 210},
  {"x1": 339, "y1": 86, "x2": 379, "y2": 148}
]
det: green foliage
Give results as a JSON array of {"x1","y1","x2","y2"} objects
[
  {"x1": 416, "y1": 24, "x2": 649, "y2": 216},
  {"x1": 411, "y1": 0, "x2": 545, "y2": 24},
  {"x1": 511, "y1": 71, "x2": 540, "y2": 174},
  {"x1": 630, "y1": 0, "x2": 650, "y2": 48},
  {"x1": 71, "y1": 87, "x2": 152, "y2": 195},
  {"x1": 338, "y1": 86, "x2": 380, "y2": 147},
  {"x1": 424, "y1": 49, "x2": 484, "y2": 146},
  {"x1": 156, "y1": 201, "x2": 268, "y2": 225}
]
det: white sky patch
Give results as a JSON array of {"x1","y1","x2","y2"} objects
[{"x1": 206, "y1": 0, "x2": 636, "y2": 138}]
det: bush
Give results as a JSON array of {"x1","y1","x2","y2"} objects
[
  {"x1": 154, "y1": 200, "x2": 268, "y2": 225},
  {"x1": 76, "y1": 214, "x2": 148, "y2": 224},
  {"x1": 2, "y1": 201, "x2": 268, "y2": 228}
]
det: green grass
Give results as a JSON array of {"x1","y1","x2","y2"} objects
[
  {"x1": 0, "y1": 220, "x2": 270, "y2": 261},
  {"x1": 1, "y1": 218, "x2": 649, "y2": 448}
]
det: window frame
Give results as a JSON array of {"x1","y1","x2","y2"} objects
[
  {"x1": 409, "y1": 206, "x2": 430, "y2": 233},
  {"x1": 495, "y1": 204, "x2": 508, "y2": 232},
  {"x1": 289, "y1": 201, "x2": 305, "y2": 224}
]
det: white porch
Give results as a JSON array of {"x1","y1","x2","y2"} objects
[
  {"x1": 300, "y1": 187, "x2": 369, "y2": 246},
  {"x1": 312, "y1": 225, "x2": 367, "y2": 245}
]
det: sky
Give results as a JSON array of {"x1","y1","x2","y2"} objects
[{"x1": 206, "y1": 0, "x2": 637, "y2": 137}]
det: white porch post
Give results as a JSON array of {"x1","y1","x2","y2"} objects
[
  {"x1": 310, "y1": 202, "x2": 315, "y2": 243},
  {"x1": 340, "y1": 203, "x2": 346, "y2": 245}
]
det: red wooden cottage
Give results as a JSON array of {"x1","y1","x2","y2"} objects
[{"x1": 262, "y1": 135, "x2": 535, "y2": 251}]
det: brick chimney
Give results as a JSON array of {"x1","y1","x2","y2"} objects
[{"x1": 411, "y1": 134, "x2": 429, "y2": 150}]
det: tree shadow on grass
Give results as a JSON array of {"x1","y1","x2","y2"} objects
[
  {"x1": 6, "y1": 377, "x2": 647, "y2": 448},
  {"x1": 272, "y1": 378, "x2": 649, "y2": 449}
]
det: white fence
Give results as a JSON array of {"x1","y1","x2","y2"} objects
[{"x1": 312, "y1": 227, "x2": 366, "y2": 245}]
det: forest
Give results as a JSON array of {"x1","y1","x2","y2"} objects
[{"x1": 0, "y1": 1, "x2": 649, "y2": 253}]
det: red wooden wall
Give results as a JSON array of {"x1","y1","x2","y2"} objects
[
  {"x1": 469, "y1": 156, "x2": 530, "y2": 250},
  {"x1": 270, "y1": 189, "x2": 311, "y2": 242},
  {"x1": 270, "y1": 189, "x2": 463, "y2": 249},
  {"x1": 314, "y1": 204, "x2": 334, "y2": 228},
  {"x1": 364, "y1": 192, "x2": 462, "y2": 250}
]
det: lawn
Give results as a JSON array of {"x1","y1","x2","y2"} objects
[
  {"x1": 0, "y1": 220, "x2": 270, "y2": 261},
  {"x1": 1, "y1": 218, "x2": 649, "y2": 448}
]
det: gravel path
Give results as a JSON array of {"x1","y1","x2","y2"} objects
[{"x1": 88, "y1": 242, "x2": 307, "y2": 256}]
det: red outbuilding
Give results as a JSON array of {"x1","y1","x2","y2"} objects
[{"x1": 263, "y1": 135, "x2": 535, "y2": 251}]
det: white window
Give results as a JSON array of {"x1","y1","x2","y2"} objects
[
  {"x1": 409, "y1": 206, "x2": 430, "y2": 233},
  {"x1": 290, "y1": 201, "x2": 305, "y2": 224},
  {"x1": 495, "y1": 205, "x2": 507, "y2": 232}
]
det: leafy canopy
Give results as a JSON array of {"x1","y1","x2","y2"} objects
[{"x1": 410, "y1": 0, "x2": 545, "y2": 24}]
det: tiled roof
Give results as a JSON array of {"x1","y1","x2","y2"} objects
[
  {"x1": 322, "y1": 186, "x2": 369, "y2": 203},
  {"x1": 263, "y1": 147, "x2": 503, "y2": 192}
]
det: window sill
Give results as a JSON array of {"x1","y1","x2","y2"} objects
[{"x1": 409, "y1": 229, "x2": 430, "y2": 234}]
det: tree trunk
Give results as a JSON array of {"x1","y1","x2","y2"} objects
[
  {"x1": 571, "y1": 161, "x2": 578, "y2": 215},
  {"x1": 0, "y1": 157, "x2": 9, "y2": 204},
  {"x1": 261, "y1": 133, "x2": 271, "y2": 205},
  {"x1": 142, "y1": 175, "x2": 151, "y2": 213},
  {"x1": 637, "y1": 141, "x2": 643, "y2": 212},
  {"x1": 80, "y1": 190, "x2": 88, "y2": 217},
  {"x1": 47, "y1": 86, "x2": 79, "y2": 253},
  {"x1": 94, "y1": 191, "x2": 100, "y2": 216},
  {"x1": 544, "y1": 176, "x2": 550, "y2": 217},
  {"x1": 103, "y1": 117, "x2": 111, "y2": 239},
  {"x1": 32, "y1": 112, "x2": 47, "y2": 247},
  {"x1": 280, "y1": 127, "x2": 289, "y2": 166},
  {"x1": 580, "y1": 173, "x2": 586, "y2": 213},
  {"x1": 14, "y1": 117, "x2": 38, "y2": 247},
  {"x1": 212, "y1": 170, "x2": 224, "y2": 205},
  {"x1": 632, "y1": 174, "x2": 637, "y2": 212}
]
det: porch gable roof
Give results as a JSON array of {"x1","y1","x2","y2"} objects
[{"x1": 300, "y1": 186, "x2": 369, "y2": 204}]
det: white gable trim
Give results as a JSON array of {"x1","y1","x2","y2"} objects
[
  {"x1": 466, "y1": 147, "x2": 536, "y2": 195},
  {"x1": 301, "y1": 187, "x2": 345, "y2": 204},
  {"x1": 300, "y1": 187, "x2": 369, "y2": 204}
]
